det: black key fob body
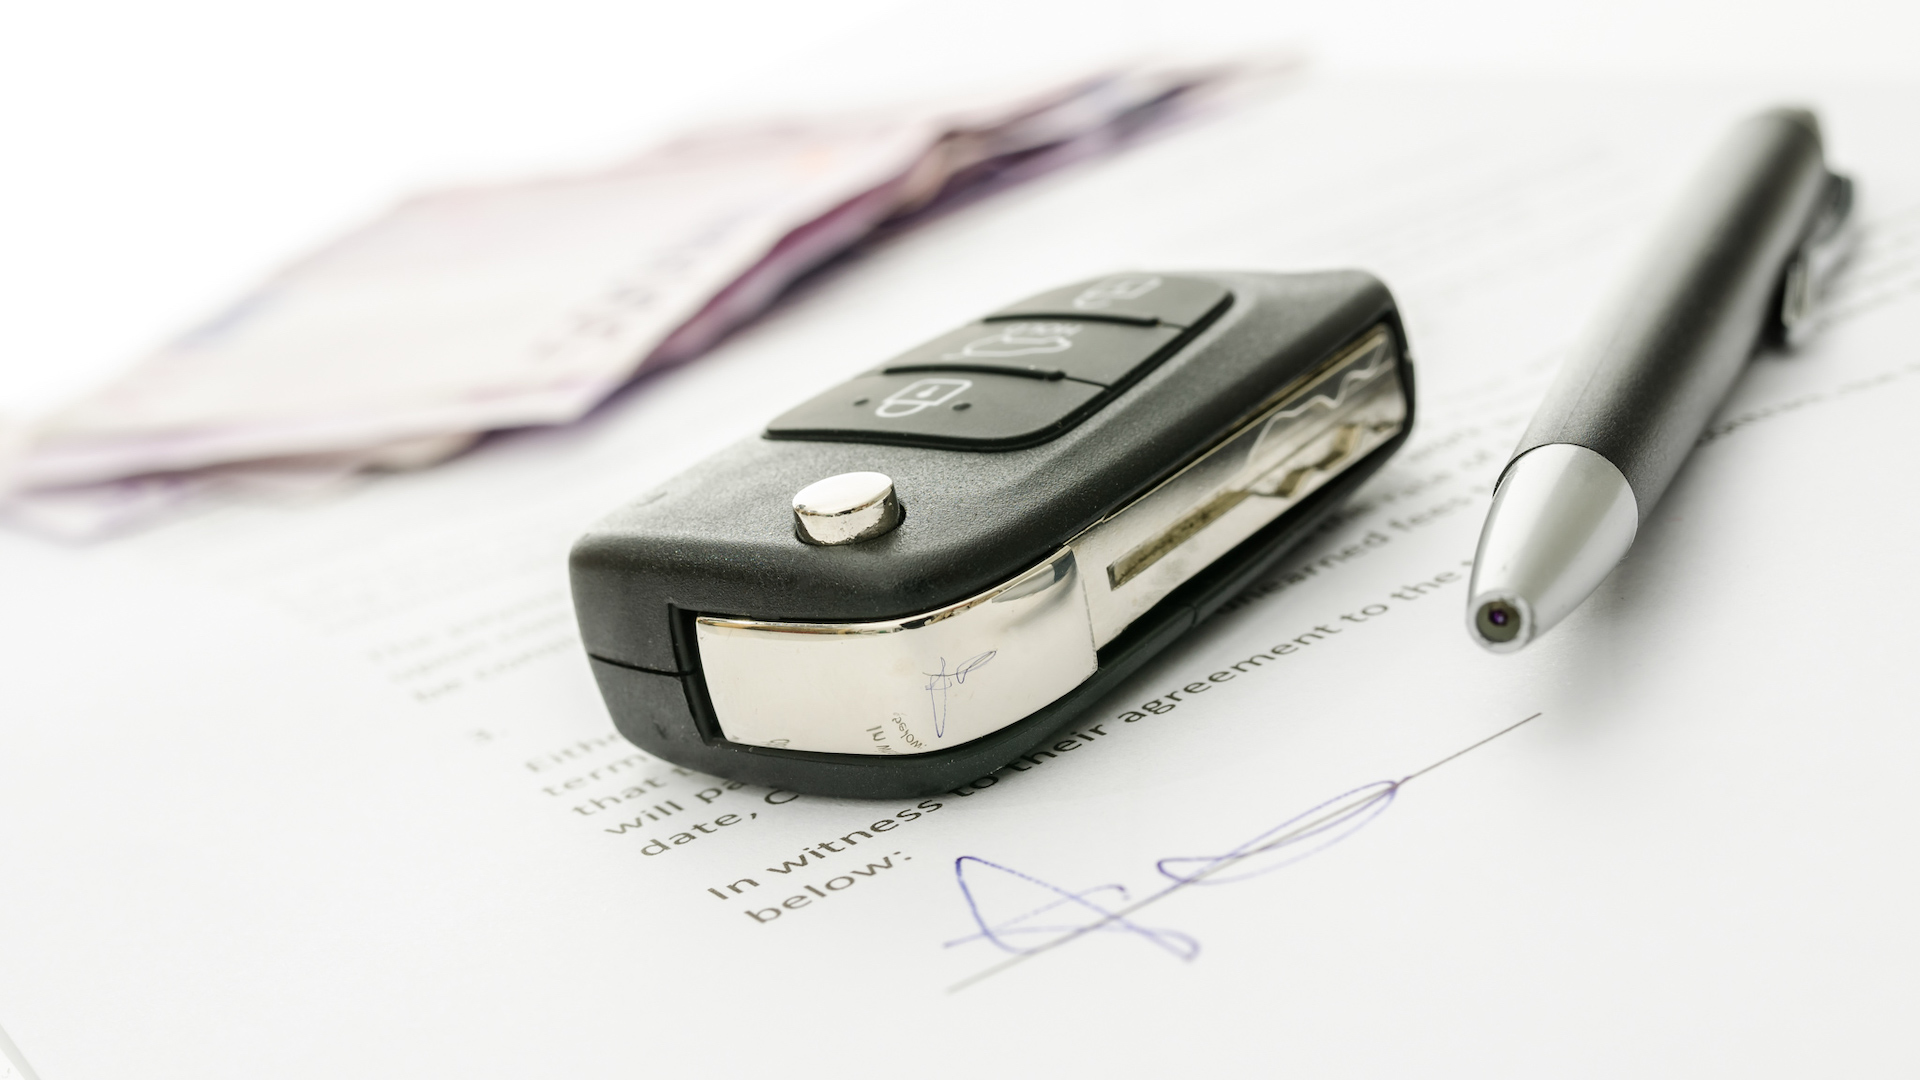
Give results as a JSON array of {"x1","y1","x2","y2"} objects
[{"x1": 571, "y1": 271, "x2": 1415, "y2": 797}]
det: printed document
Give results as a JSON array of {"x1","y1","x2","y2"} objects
[{"x1": 2, "y1": 78, "x2": 1918, "y2": 1076}]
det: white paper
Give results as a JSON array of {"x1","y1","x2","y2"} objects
[{"x1": 3, "y1": 77, "x2": 1919, "y2": 1077}]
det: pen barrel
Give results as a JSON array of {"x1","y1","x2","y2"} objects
[{"x1": 1509, "y1": 108, "x2": 1831, "y2": 517}]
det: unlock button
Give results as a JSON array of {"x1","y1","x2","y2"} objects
[{"x1": 878, "y1": 319, "x2": 1182, "y2": 386}]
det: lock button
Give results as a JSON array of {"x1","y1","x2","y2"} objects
[{"x1": 765, "y1": 369, "x2": 1104, "y2": 449}]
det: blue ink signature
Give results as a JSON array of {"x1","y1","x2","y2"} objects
[
  {"x1": 947, "y1": 858, "x2": 1200, "y2": 960},
  {"x1": 946, "y1": 712, "x2": 1542, "y2": 991},
  {"x1": 924, "y1": 651, "x2": 996, "y2": 738}
]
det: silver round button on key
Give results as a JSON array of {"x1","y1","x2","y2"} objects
[{"x1": 792, "y1": 471, "x2": 902, "y2": 545}]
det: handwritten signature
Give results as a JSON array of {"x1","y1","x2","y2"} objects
[
  {"x1": 924, "y1": 651, "x2": 996, "y2": 738},
  {"x1": 945, "y1": 712, "x2": 1542, "y2": 991}
]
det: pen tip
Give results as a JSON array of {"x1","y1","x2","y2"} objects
[
  {"x1": 1473, "y1": 597, "x2": 1524, "y2": 645},
  {"x1": 1463, "y1": 443, "x2": 1639, "y2": 655}
]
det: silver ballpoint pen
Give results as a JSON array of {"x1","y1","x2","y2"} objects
[{"x1": 1467, "y1": 107, "x2": 1855, "y2": 652}]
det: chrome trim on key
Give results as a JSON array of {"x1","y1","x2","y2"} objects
[{"x1": 696, "y1": 552, "x2": 1095, "y2": 756}]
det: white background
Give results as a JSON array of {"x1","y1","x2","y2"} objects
[
  {"x1": 5, "y1": 10, "x2": 1920, "y2": 1074},
  {"x1": 2, "y1": 0, "x2": 1915, "y2": 420}
]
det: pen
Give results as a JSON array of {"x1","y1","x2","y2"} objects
[{"x1": 1467, "y1": 107, "x2": 1854, "y2": 652}]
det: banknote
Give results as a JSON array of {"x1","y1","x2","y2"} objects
[{"x1": 0, "y1": 58, "x2": 1279, "y2": 536}]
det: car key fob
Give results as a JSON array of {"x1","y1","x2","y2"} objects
[{"x1": 571, "y1": 271, "x2": 1415, "y2": 798}]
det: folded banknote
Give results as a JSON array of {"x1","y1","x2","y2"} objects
[{"x1": 0, "y1": 58, "x2": 1282, "y2": 538}]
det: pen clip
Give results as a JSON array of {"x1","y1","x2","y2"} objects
[{"x1": 1776, "y1": 171, "x2": 1857, "y2": 347}]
